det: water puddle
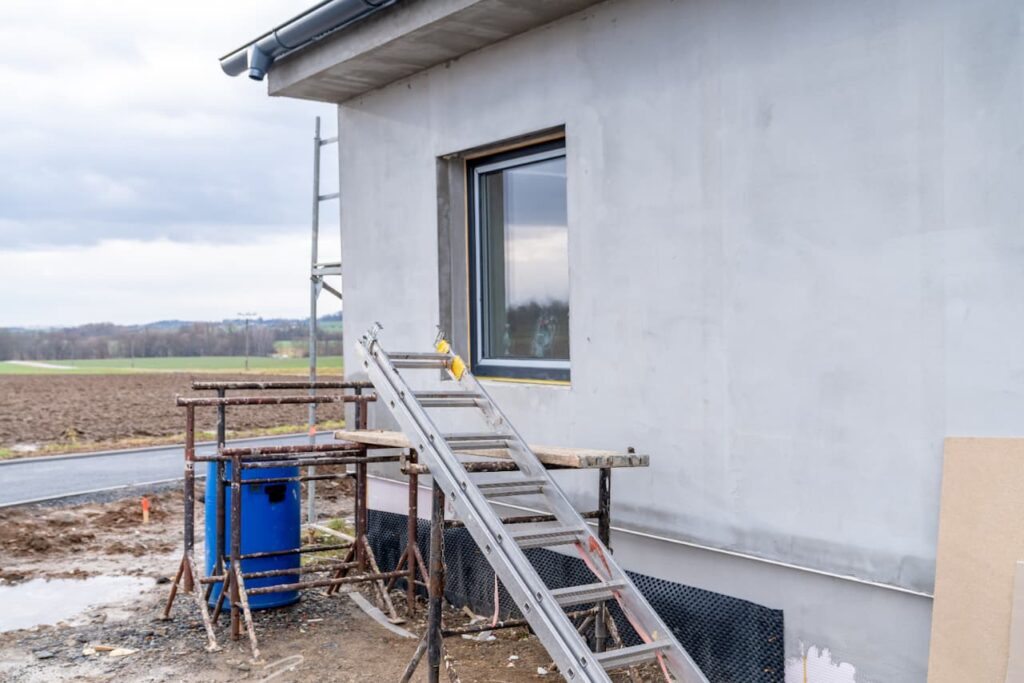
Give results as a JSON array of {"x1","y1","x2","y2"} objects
[{"x1": 0, "y1": 576, "x2": 154, "y2": 632}]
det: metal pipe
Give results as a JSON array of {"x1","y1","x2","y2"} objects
[
  {"x1": 355, "y1": 386, "x2": 367, "y2": 429},
  {"x1": 219, "y1": 0, "x2": 399, "y2": 80},
  {"x1": 309, "y1": 115, "x2": 321, "y2": 527},
  {"x1": 214, "y1": 390, "x2": 226, "y2": 587},
  {"x1": 401, "y1": 636, "x2": 428, "y2": 683},
  {"x1": 245, "y1": 570, "x2": 407, "y2": 595},
  {"x1": 232, "y1": 473, "x2": 349, "y2": 485},
  {"x1": 200, "y1": 559, "x2": 356, "y2": 583},
  {"x1": 407, "y1": 450, "x2": 419, "y2": 613},
  {"x1": 242, "y1": 561, "x2": 357, "y2": 580},
  {"x1": 442, "y1": 617, "x2": 530, "y2": 637},
  {"x1": 598, "y1": 467, "x2": 611, "y2": 548},
  {"x1": 192, "y1": 380, "x2": 372, "y2": 391},
  {"x1": 355, "y1": 451, "x2": 367, "y2": 571},
  {"x1": 221, "y1": 442, "x2": 363, "y2": 456},
  {"x1": 176, "y1": 394, "x2": 374, "y2": 407},
  {"x1": 201, "y1": 452, "x2": 399, "y2": 465},
  {"x1": 427, "y1": 483, "x2": 445, "y2": 683},
  {"x1": 441, "y1": 608, "x2": 597, "y2": 637},
  {"x1": 230, "y1": 453, "x2": 242, "y2": 639},
  {"x1": 241, "y1": 457, "x2": 372, "y2": 469},
  {"x1": 595, "y1": 466, "x2": 611, "y2": 653},
  {"x1": 237, "y1": 542, "x2": 351, "y2": 561},
  {"x1": 183, "y1": 406, "x2": 196, "y2": 592}
]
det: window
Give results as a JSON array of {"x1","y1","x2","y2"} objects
[{"x1": 468, "y1": 140, "x2": 569, "y2": 381}]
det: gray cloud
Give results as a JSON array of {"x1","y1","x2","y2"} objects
[{"x1": 0, "y1": 1, "x2": 334, "y2": 250}]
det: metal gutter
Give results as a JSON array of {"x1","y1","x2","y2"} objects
[{"x1": 219, "y1": 0, "x2": 398, "y2": 81}]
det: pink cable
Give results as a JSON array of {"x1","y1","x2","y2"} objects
[
  {"x1": 574, "y1": 538, "x2": 673, "y2": 682},
  {"x1": 492, "y1": 573, "x2": 500, "y2": 627}
]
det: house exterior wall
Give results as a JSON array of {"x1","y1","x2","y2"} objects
[{"x1": 335, "y1": 0, "x2": 1024, "y2": 679}]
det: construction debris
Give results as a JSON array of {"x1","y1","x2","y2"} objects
[{"x1": 0, "y1": 483, "x2": 571, "y2": 681}]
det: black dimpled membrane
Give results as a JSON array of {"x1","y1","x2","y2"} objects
[{"x1": 367, "y1": 509, "x2": 784, "y2": 682}]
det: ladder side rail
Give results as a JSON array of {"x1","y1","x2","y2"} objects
[
  {"x1": 457, "y1": 370, "x2": 549, "y2": 477},
  {"x1": 454, "y1": 358, "x2": 710, "y2": 683},
  {"x1": 307, "y1": 116, "x2": 323, "y2": 525},
  {"x1": 359, "y1": 339, "x2": 608, "y2": 682}
]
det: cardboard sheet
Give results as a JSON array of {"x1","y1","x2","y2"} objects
[{"x1": 928, "y1": 438, "x2": 1024, "y2": 683}]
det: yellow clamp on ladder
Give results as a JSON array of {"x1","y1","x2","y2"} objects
[{"x1": 435, "y1": 338, "x2": 467, "y2": 380}]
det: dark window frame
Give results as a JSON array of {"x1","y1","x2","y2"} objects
[{"x1": 466, "y1": 138, "x2": 570, "y2": 382}]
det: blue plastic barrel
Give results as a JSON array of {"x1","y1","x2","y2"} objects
[{"x1": 204, "y1": 460, "x2": 301, "y2": 609}]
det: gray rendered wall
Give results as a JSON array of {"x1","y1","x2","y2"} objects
[{"x1": 336, "y1": 0, "x2": 1024, "y2": 679}]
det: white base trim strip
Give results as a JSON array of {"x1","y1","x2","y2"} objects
[{"x1": 366, "y1": 475, "x2": 933, "y2": 599}]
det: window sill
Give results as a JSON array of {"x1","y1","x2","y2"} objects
[{"x1": 478, "y1": 375, "x2": 571, "y2": 388}]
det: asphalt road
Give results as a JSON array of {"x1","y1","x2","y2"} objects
[{"x1": 0, "y1": 433, "x2": 337, "y2": 507}]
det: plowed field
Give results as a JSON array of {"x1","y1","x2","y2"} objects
[{"x1": 0, "y1": 374, "x2": 340, "y2": 450}]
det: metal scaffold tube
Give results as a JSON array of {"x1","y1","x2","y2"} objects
[
  {"x1": 308, "y1": 116, "x2": 321, "y2": 525},
  {"x1": 307, "y1": 115, "x2": 343, "y2": 525}
]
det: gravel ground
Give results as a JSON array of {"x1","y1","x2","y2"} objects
[{"x1": 0, "y1": 482, "x2": 606, "y2": 682}]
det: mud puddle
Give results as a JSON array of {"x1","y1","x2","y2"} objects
[{"x1": 0, "y1": 575, "x2": 154, "y2": 631}]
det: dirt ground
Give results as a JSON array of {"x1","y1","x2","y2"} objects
[
  {"x1": 0, "y1": 373, "x2": 346, "y2": 451},
  {"x1": 0, "y1": 483, "x2": 593, "y2": 683}
]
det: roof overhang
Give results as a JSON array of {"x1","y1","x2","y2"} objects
[{"x1": 264, "y1": 0, "x2": 606, "y2": 102}]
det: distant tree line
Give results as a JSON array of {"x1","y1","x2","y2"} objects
[{"x1": 0, "y1": 318, "x2": 343, "y2": 361}]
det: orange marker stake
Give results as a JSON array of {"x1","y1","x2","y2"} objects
[{"x1": 141, "y1": 497, "x2": 150, "y2": 525}]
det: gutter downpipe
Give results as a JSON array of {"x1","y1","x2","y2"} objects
[{"x1": 219, "y1": 0, "x2": 397, "y2": 81}]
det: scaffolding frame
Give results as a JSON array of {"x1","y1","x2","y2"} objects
[
  {"x1": 161, "y1": 380, "x2": 426, "y2": 660},
  {"x1": 160, "y1": 381, "x2": 640, "y2": 672},
  {"x1": 308, "y1": 115, "x2": 343, "y2": 525}
]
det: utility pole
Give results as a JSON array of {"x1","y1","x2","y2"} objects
[{"x1": 238, "y1": 312, "x2": 257, "y2": 371}]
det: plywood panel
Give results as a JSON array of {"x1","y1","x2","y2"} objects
[
  {"x1": 334, "y1": 429, "x2": 649, "y2": 469},
  {"x1": 928, "y1": 438, "x2": 1024, "y2": 683}
]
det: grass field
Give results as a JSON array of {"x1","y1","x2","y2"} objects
[{"x1": 0, "y1": 356, "x2": 344, "y2": 375}]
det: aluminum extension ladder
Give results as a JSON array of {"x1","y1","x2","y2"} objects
[{"x1": 357, "y1": 327, "x2": 709, "y2": 683}]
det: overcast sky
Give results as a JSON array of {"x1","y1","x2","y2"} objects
[{"x1": 0, "y1": 1, "x2": 339, "y2": 327}]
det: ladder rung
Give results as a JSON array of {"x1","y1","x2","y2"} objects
[
  {"x1": 449, "y1": 439, "x2": 508, "y2": 451},
  {"x1": 478, "y1": 479, "x2": 546, "y2": 499},
  {"x1": 318, "y1": 192, "x2": 340, "y2": 201},
  {"x1": 549, "y1": 580, "x2": 627, "y2": 607},
  {"x1": 510, "y1": 525, "x2": 584, "y2": 549},
  {"x1": 478, "y1": 479, "x2": 547, "y2": 490},
  {"x1": 413, "y1": 391, "x2": 483, "y2": 399},
  {"x1": 443, "y1": 432, "x2": 509, "y2": 442},
  {"x1": 595, "y1": 642, "x2": 673, "y2": 671},
  {"x1": 391, "y1": 359, "x2": 449, "y2": 370},
  {"x1": 312, "y1": 266, "x2": 342, "y2": 276},
  {"x1": 319, "y1": 136, "x2": 338, "y2": 146},
  {"x1": 389, "y1": 352, "x2": 450, "y2": 360},
  {"x1": 420, "y1": 398, "x2": 479, "y2": 408},
  {"x1": 481, "y1": 487, "x2": 544, "y2": 499}
]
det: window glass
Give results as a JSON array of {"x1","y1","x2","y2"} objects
[{"x1": 471, "y1": 143, "x2": 569, "y2": 380}]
